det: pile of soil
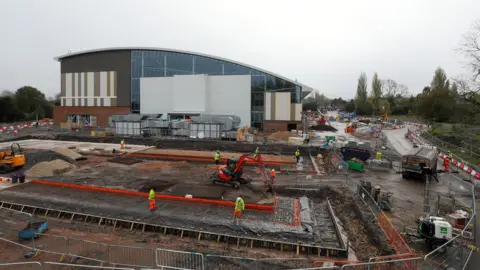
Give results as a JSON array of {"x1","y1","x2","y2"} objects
[
  {"x1": 267, "y1": 131, "x2": 301, "y2": 141},
  {"x1": 27, "y1": 159, "x2": 75, "y2": 178},
  {"x1": 309, "y1": 124, "x2": 338, "y2": 132}
]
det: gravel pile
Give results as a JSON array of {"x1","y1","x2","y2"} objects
[
  {"x1": 23, "y1": 150, "x2": 74, "y2": 170},
  {"x1": 27, "y1": 159, "x2": 75, "y2": 178}
]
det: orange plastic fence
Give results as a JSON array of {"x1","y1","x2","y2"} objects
[
  {"x1": 377, "y1": 212, "x2": 413, "y2": 255},
  {"x1": 123, "y1": 153, "x2": 295, "y2": 165},
  {"x1": 30, "y1": 179, "x2": 274, "y2": 213}
]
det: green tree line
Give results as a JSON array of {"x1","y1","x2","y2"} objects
[{"x1": 0, "y1": 86, "x2": 59, "y2": 123}]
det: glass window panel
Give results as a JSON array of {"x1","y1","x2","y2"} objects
[
  {"x1": 223, "y1": 62, "x2": 250, "y2": 75},
  {"x1": 166, "y1": 52, "x2": 193, "y2": 74},
  {"x1": 194, "y1": 56, "x2": 223, "y2": 75}
]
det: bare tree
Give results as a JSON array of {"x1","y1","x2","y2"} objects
[
  {"x1": 381, "y1": 79, "x2": 409, "y2": 98},
  {"x1": 455, "y1": 20, "x2": 480, "y2": 111}
]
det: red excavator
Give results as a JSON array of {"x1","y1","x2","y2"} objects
[{"x1": 211, "y1": 154, "x2": 268, "y2": 189}]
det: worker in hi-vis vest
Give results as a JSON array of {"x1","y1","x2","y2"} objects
[
  {"x1": 295, "y1": 149, "x2": 301, "y2": 164},
  {"x1": 214, "y1": 150, "x2": 221, "y2": 165},
  {"x1": 233, "y1": 197, "x2": 245, "y2": 225},
  {"x1": 148, "y1": 188, "x2": 156, "y2": 211}
]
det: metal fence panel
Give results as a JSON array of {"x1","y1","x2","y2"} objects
[
  {"x1": 109, "y1": 245, "x2": 155, "y2": 268},
  {"x1": 43, "y1": 261, "x2": 134, "y2": 269},
  {"x1": 257, "y1": 258, "x2": 310, "y2": 270},
  {"x1": 67, "y1": 238, "x2": 109, "y2": 262},
  {"x1": 0, "y1": 262, "x2": 43, "y2": 270},
  {"x1": 156, "y1": 248, "x2": 204, "y2": 270},
  {"x1": 341, "y1": 257, "x2": 421, "y2": 270},
  {"x1": 33, "y1": 233, "x2": 68, "y2": 255},
  {"x1": 204, "y1": 254, "x2": 257, "y2": 270}
]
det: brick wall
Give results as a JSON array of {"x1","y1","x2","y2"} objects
[
  {"x1": 263, "y1": 120, "x2": 301, "y2": 132},
  {"x1": 53, "y1": 106, "x2": 130, "y2": 126}
]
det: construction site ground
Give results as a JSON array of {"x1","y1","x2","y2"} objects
[{"x1": 2, "y1": 117, "x2": 475, "y2": 268}]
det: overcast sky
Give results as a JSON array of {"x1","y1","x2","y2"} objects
[{"x1": 1, "y1": 0, "x2": 479, "y2": 99}]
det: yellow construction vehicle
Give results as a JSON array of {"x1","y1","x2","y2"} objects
[{"x1": 0, "y1": 143, "x2": 26, "y2": 173}]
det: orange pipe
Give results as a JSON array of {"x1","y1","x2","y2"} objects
[{"x1": 30, "y1": 179, "x2": 274, "y2": 213}]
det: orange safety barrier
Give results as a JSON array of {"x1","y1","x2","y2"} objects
[
  {"x1": 377, "y1": 212, "x2": 412, "y2": 254},
  {"x1": 123, "y1": 153, "x2": 295, "y2": 166},
  {"x1": 377, "y1": 213, "x2": 416, "y2": 269},
  {"x1": 30, "y1": 180, "x2": 274, "y2": 213}
]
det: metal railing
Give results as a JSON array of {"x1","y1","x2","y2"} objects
[
  {"x1": 156, "y1": 248, "x2": 204, "y2": 270},
  {"x1": 109, "y1": 245, "x2": 155, "y2": 268}
]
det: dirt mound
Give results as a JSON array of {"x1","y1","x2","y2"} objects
[
  {"x1": 27, "y1": 159, "x2": 75, "y2": 178},
  {"x1": 310, "y1": 124, "x2": 338, "y2": 132},
  {"x1": 134, "y1": 161, "x2": 189, "y2": 172},
  {"x1": 268, "y1": 131, "x2": 301, "y2": 141},
  {"x1": 24, "y1": 150, "x2": 74, "y2": 170}
]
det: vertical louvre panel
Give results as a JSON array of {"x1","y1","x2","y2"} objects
[
  {"x1": 74, "y1": 73, "x2": 79, "y2": 106},
  {"x1": 80, "y1": 73, "x2": 85, "y2": 106},
  {"x1": 65, "y1": 73, "x2": 72, "y2": 106},
  {"x1": 109, "y1": 71, "x2": 115, "y2": 97},
  {"x1": 87, "y1": 72, "x2": 94, "y2": 106}
]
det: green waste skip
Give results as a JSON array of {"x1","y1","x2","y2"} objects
[
  {"x1": 347, "y1": 160, "x2": 365, "y2": 172},
  {"x1": 325, "y1": 136, "x2": 336, "y2": 142}
]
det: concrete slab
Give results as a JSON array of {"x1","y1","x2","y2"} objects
[{"x1": 0, "y1": 139, "x2": 150, "y2": 153}]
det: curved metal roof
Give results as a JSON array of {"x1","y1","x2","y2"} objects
[{"x1": 54, "y1": 47, "x2": 312, "y2": 92}]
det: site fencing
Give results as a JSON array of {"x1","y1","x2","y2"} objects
[
  {"x1": 156, "y1": 248, "x2": 204, "y2": 270},
  {"x1": 0, "y1": 262, "x2": 43, "y2": 269},
  {"x1": 67, "y1": 238, "x2": 109, "y2": 263},
  {"x1": 110, "y1": 245, "x2": 155, "y2": 268},
  {"x1": 43, "y1": 262, "x2": 134, "y2": 270}
]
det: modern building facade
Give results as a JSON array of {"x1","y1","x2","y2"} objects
[{"x1": 54, "y1": 47, "x2": 312, "y2": 130}]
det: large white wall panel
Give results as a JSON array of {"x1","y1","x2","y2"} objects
[
  {"x1": 206, "y1": 75, "x2": 251, "y2": 127},
  {"x1": 140, "y1": 77, "x2": 174, "y2": 114},
  {"x1": 275, "y1": 92, "x2": 291, "y2": 120},
  {"x1": 173, "y1": 75, "x2": 207, "y2": 112}
]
